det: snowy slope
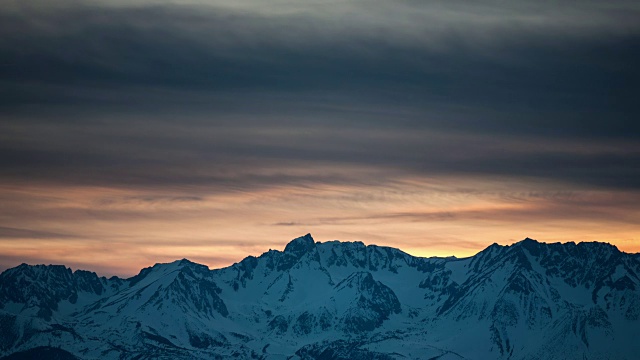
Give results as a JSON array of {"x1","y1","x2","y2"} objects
[{"x1": 1, "y1": 234, "x2": 639, "y2": 359}]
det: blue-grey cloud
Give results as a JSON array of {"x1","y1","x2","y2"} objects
[{"x1": 0, "y1": 0, "x2": 638, "y2": 193}]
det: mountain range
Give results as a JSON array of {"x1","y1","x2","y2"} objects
[{"x1": 0, "y1": 234, "x2": 639, "y2": 359}]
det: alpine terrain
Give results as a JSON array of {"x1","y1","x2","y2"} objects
[{"x1": 0, "y1": 234, "x2": 638, "y2": 359}]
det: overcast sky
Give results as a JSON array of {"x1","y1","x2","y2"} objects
[{"x1": 1, "y1": 0, "x2": 639, "y2": 276}]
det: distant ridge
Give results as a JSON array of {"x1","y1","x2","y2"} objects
[{"x1": 1, "y1": 235, "x2": 638, "y2": 359}]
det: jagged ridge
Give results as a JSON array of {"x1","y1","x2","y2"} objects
[{"x1": 0, "y1": 234, "x2": 639, "y2": 360}]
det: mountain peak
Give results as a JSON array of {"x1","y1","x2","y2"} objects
[
  {"x1": 283, "y1": 233, "x2": 316, "y2": 256},
  {"x1": 576, "y1": 240, "x2": 618, "y2": 251},
  {"x1": 517, "y1": 237, "x2": 542, "y2": 252},
  {"x1": 176, "y1": 258, "x2": 197, "y2": 266}
]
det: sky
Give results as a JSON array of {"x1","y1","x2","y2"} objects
[{"x1": 1, "y1": 0, "x2": 639, "y2": 277}]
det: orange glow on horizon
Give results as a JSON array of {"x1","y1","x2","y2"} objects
[{"x1": 0, "y1": 175, "x2": 638, "y2": 277}]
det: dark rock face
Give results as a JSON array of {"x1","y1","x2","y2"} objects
[
  {"x1": 284, "y1": 234, "x2": 316, "y2": 257},
  {"x1": 0, "y1": 264, "x2": 117, "y2": 321},
  {"x1": 296, "y1": 340, "x2": 396, "y2": 360},
  {"x1": 335, "y1": 272, "x2": 401, "y2": 332},
  {"x1": 268, "y1": 315, "x2": 289, "y2": 334},
  {"x1": 0, "y1": 346, "x2": 79, "y2": 360},
  {"x1": 0, "y1": 314, "x2": 18, "y2": 352},
  {"x1": 163, "y1": 262, "x2": 229, "y2": 317}
]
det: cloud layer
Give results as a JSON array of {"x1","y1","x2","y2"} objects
[{"x1": 0, "y1": 0, "x2": 639, "y2": 276}]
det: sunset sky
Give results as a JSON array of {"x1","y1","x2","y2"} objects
[{"x1": 1, "y1": 0, "x2": 639, "y2": 277}]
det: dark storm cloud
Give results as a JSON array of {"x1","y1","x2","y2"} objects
[
  {"x1": 0, "y1": 0, "x2": 639, "y2": 191},
  {"x1": 2, "y1": 1, "x2": 639, "y2": 122},
  {"x1": 1, "y1": 118, "x2": 638, "y2": 191}
]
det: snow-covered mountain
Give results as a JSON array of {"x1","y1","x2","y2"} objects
[{"x1": 1, "y1": 234, "x2": 638, "y2": 359}]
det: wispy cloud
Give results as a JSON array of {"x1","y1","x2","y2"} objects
[
  {"x1": 0, "y1": 0, "x2": 638, "y2": 275},
  {"x1": 0, "y1": 226, "x2": 77, "y2": 239}
]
